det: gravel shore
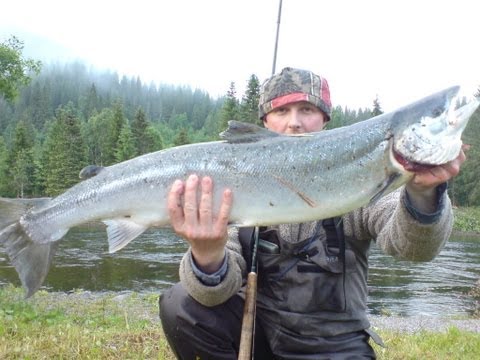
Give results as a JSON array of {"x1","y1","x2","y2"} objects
[{"x1": 369, "y1": 315, "x2": 480, "y2": 333}]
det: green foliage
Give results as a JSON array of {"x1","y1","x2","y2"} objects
[
  {"x1": 7, "y1": 59, "x2": 473, "y2": 200},
  {"x1": 79, "y1": 83, "x2": 100, "y2": 120},
  {"x1": 82, "y1": 108, "x2": 113, "y2": 166},
  {"x1": 450, "y1": 105, "x2": 480, "y2": 206},
  {"x1": 131, "y1": 107, "x2": 149, "y2": 154},
  {"x1": 0, "y1": 286, "x2": 175, "y2": 359},
  {"x1": 114, "y1": 123, "x2": 137, "y2": 162},
  {"x1": 219, "y1": 81, "x2": 239, "y2": 131},
  {"x1": 0, "y1": 36, "x2": 41, "y2": 102},
  {"x1": 1, "y1": 286, "x2": 479, "y2": 359},
  {"x1": 173, "y1": 127, "x2": 190, "y2": 146},
  {"x1": 6, "y1": 120, "x2": 35, "y2": 197},
  {"x1": 0, "y1": 136, "x2": 9, "y2": 194},
  {"x1": 239, "y1": 74, "x2": 261, "y2": 125},
  {"x1": 371, "y1": 95, "x2": 383, "y2": 117},
  {"x1": 374, "y1": 327, "x2": 480, "y2": 360},
  {"x1": 42, "y1": 103, "x2": 87, "y2": 196},
  {"x1": 108, "y1": 102, "x2": 126, "y2": 164},
  {"x1": 453, "y1": 207, "x2": 480, "y2": 233},
  {"x1": 168, "y1": 111, "x2": 188, "y2": 131}
]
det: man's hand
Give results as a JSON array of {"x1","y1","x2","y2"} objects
[
  {"x1": 406, "y1": 146, "x2": 467, "y2": 212},
  {"x1": 168, "y1": 174, "x2": 233, "y2": 273}
]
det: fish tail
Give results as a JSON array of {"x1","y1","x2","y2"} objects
[{"x1": 0, "y1": 197, "x2": 57, "y2": 297}]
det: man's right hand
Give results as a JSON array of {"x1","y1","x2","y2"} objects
[{"x1": 167, "y1": 174, "x2": 233, "y2": 273}]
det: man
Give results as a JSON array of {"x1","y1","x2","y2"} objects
[{"x1": 159, "y1": 67, "x2": 465, "y2": 359}]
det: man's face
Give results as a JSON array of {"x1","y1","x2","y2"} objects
[{"x1": 263, "y1": 101, "x2": 327, "y2": 134}]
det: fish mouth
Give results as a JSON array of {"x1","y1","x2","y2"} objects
[{"x1": 392, "y1": 149, "x2": 437, "y2": 172}]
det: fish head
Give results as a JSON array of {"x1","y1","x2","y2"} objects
[{"x1": 392, "y1": 86, "x2": 479, "y2": 168}]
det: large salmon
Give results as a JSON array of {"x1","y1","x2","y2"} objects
[{"x1": 0, "y1": 86, "x2": 478, "y2": 296}]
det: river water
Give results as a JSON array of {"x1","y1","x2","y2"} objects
[{"x1": 1, "y1": 227, "x2": 479, "y2": 317}]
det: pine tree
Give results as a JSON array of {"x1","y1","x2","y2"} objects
[{"x1": 240, "y1": 74, "x2": 261, "y2": 125}]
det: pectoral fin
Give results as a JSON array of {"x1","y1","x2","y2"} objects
[
  {"x1": 103, "y1": 219, "x2": 148, "y2": 253},
  {"x1": 369, "y1": 173, "x2": 402, "y2": 205}
]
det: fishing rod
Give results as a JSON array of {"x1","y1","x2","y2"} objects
[
  {"x1": 238, "y1": 227, "x2": 260, "y2": 360},
  {"x1": 271, "y1": 0, "x2": 283, "y2": 75},
  {"x1": 238, "y1": 2, "x2": 283, "y2": 359}
]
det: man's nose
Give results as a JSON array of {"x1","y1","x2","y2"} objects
[{"x1": 287, "y1": 111, "x2": 302, "y2": 130}]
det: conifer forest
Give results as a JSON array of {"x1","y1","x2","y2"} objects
[{"x1": 0, "y1": 60, "x2": 479, "y2": 206}]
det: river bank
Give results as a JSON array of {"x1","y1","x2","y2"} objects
[
  {"x1": 3, "y1": 287, "x2": 479, "y2": 333},
  {"x1": 1, "y1": 286, "x2": 479, "y2": 359}
]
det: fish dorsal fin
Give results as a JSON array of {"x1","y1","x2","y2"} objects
[
  {"x1": 79, "y1": 165, "x2": 105, "y2": 180},
  {"x1": 103, "y1": 219, "x2": 148, "y2": 253},
  {"x1": 219, "y1": 120, "x2": 281, "y2": 143}
]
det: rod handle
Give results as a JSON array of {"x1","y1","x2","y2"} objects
[{"x1": 238, "y1": 271, "x2": 258, "y2": 360}]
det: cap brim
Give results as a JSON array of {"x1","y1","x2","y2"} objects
[{"x1": 270, "y1": 93, "x2": 309, "y2": 109}]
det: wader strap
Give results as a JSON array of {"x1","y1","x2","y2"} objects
[
  {"x1": 322, "y1": 217, "x2": 344, "y2": 255},
  {"x1": 323, "y1": 217, "x2": 347, "y2": 308},
  {"x1": 239, "y1": 227, "x2": 256, "y2": 271}
]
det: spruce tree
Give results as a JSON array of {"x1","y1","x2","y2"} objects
[
  {"x1": 42, "y1": 103, "x2": 87, "y2": 196},
  {"x1": 114, "y1": 123, "x2": 137, "y2": 162},
  {"x1": 219, "y1": 82, "x2": 239, "y2": 132},
  {"x1": 173, "y1": 128, "x2": 190, "y2": 146},
  {"x1": 7, "y1": 120, "x2": 35, "y2": 197},
  {"x1": 82, "y1": 83, "x2": 100, "y2": 119},
  {"x1": 106, "y1": 101, "x2": 127, "y2": 165},
  {"x1": 371, "y1": 96, "x2": 383, "y2": 117},
  {"x1": 131, "y1": 107, "x2": 151, "y2": 155}
]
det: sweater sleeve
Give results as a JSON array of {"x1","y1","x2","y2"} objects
[
  {"x1": 178, "y1": 227, "x2": 247, "y2": 306},
  {"x1": 343, "y1": 185, "x2": 453, "y2": 261}
]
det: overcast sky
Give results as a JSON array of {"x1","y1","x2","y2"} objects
[{"x1": 1, "y1": 0, "x2": 478, "y2": 112}]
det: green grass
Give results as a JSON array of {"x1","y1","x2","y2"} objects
[
  {"x1": 374, "y1": 327, "x2": 480, "y2": 360},
  {"x1": 0, "y1": 285, "x2": 175, "y2": 359},
  {"x1": 1, "y1": 285, "x2": 480, "y2": 359},
  {"x1": 453, "y1": 207, "x2": 480, "y2": 233}
]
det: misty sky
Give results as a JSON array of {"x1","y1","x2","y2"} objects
[{"x1": 1, "y1": 0, "x2": 479, "y2": 111}]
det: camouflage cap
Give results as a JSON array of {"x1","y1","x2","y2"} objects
[{"x1": 258, "y1": 67, "x2": 332, "y2": 120}]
